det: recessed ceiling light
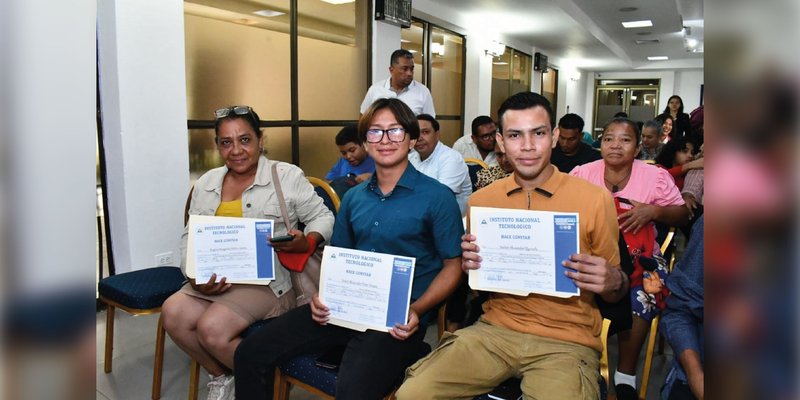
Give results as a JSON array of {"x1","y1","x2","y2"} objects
[
  {"x1": 622, "y1": 20, "x2": 653, "y2": 28},
  {"x1": 320, "y1": 0, "x2": 355, "y2": 4},
  {"x1": 400, "y1": 39, "x2": 411, "y2": 43},
  {"x1": 619, "y1": 7, "x2": 638, "y2": 12},
  {"x1": 493, "y1": 62, "x2": 509, "y2": 65},
  {"x1": 408, "y1": 49, "x2": 418, "y2": 53},
  {"x1": 253, "y1": 9, "x2": 284, "y2": 17},
  {"x1": 647, "y1": 56, "x2": 669, "y2": 61},
  {"x1": 635, "y1": 39, "x2": 660, "y2": 44}
]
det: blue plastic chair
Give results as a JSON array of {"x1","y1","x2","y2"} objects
[{"x1": 98, "y1": 266, "x2": 186, "y2": 400}]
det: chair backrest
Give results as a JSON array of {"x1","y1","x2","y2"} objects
[
  {"x1": 307, "y1": 177, "x2": 341, "y2": 215},
  {"x1": 463, "y1": 157, "x2": 488, "y2": 169},
  {"x1": 463, "y1": 158, "x2": 487, "y2": 192}
]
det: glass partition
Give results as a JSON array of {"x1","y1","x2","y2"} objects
[{"x1": 491, "y1": 48, "x2": 531, "y2": 120}]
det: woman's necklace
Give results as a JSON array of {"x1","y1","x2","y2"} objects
[{"x1": 604, "y1": 169, "x2": 632, "y2": 193}]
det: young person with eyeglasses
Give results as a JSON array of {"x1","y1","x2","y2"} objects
[
  {"x1": 452, "y1": 115, "x2": 499, "y2": 166},
  {"x1": 234, "y1": 98, "x2": 464, "y2": 399},
  {"x1": 161, "y1": 105, "x2": 334, "y2": 400}
]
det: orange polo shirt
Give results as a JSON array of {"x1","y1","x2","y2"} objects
[{"x1": 468, "y1": 168, "x2": 620, "y2": 351}]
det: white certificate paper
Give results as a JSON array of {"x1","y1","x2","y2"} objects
[
  {"x1": 319, "y1": 246, "x2": 415, "y2": 332},
  {"x1": 186, "y1": 215, "x2": 276, "y2": 284},
  {"x1": 469, "y1": 207, "x2": 580, "y2": 298}
]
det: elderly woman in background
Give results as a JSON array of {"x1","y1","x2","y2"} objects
[
  {"x1": 571, "y1": 117, "x2": 689, "y2": 400},
  {"x1": 161, "y1": 105, "x2": 334, "y2": 400}
]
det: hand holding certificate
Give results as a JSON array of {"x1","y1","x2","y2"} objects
[
  {"x1": 318, "y1": 246, "x2": 415, "y2": 332},
  {"x1": 468, "y1": 207, "x2": 580, "y2": 298},
  {"x1": 186, "y1": 215, "x2": 277, "y2": 284}
]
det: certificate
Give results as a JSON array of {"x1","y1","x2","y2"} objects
[
  {"x1": 186, "y1": 215, "x2": 276, "y2": 284},
  {"x1": 319, "y1": 246, "x2": 415, "y2": 332},
  {"x1": 468, "y1": 207, "x2": 580, "y2": 298}
]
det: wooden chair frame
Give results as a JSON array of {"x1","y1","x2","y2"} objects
[
  {"x1": 307, "y1": 176, "x2": 341, "y2": 213},
  {"x1": 101, "y1": 296, "x2": 167, "y2": 400},
  {"x1": 463, "y1": 157, "x2": 488, "y2": 169}
]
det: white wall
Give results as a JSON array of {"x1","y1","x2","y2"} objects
[
  {"x1": 674, "y1": 69, "x2": 704, "y2": 112},
  {"x1": 98, "y1": 0, "x2": 190, "y2": 273},
  {"x1": 370, "y1": 20, "x2": 400, "y2": 85},
  {"x1": 558, "y1": 71, "x2": 589, "y2": 120},
  {"x1": 2, "y1": 0, "x2": 96, "y2": 294}
]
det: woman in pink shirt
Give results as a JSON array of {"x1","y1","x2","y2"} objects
[{"x1": 571, "y1": 117, "x2": 689, "y2": 400}]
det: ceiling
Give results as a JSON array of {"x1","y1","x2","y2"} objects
[
  {"x1": 184, "y1": 0, "x2": 703, "y2": 72},
  {"x1": 415, "y1": 0, "x2": 703, "y2": 72}
]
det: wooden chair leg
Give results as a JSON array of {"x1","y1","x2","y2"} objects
[
  {"x1": 152, "y1": 314, "x2": 166, "y2": 400},
  {"x1": 188, "y1": 359, "x2": 200, "y2": 400},
  {"x1": 104, "y1": 304, "x2": 115, "y2": 373},
  {"x1": 639, "y1": 316, "x2": 660, "y2": 400},
  {"x1": 273, "y1": 367, "x2": 291, "y2": 400}
]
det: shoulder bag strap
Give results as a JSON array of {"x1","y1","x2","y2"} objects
[{"x1": 270, "y1": 162, "x2": 293, "y2": 232}]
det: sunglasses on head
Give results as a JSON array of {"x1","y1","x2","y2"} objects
[{"x1": 214, "y1": 105, "x2": 254, "y2": 119}]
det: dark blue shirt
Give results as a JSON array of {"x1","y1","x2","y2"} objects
[
  {"x1": 331, "y1": 163, "x2": 464, "y2": 304},
  {"x1": 660, "y1": 216, "x2": 704, "y2": 399}
]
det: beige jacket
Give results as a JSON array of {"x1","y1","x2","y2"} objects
[{"x1": 181, "y1": 156, "x2": 335, "y2": 297}]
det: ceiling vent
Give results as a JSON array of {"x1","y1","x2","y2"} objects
[{"x1": 635, "y1": 39, "x2": 660, "y2": 45}]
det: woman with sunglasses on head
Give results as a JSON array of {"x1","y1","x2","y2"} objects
[{"x1": 161, "y1": 105, "x2": 334, "y2": 400}]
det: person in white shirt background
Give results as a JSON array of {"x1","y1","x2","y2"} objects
[
  {"x1": 408, "y1": 114, "x2": 472, "y2": 216},
  {"x1": 452, "y1": 115, "x2": 498, "y2": 166},
  {"x1": 360, "y1": 49, "x2": 436, "y2": 116}
]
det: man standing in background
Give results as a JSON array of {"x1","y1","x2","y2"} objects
[{"x1": 360, "y1": 49, "x2": 435, "y2": 116}]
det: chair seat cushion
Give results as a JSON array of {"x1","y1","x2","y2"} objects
[
  {"x1": 98, "y1": 266, "x2": 185, "y2": 310},
  {"x1": 280, "y1": 354, "x2": 336, "y2": 396}
]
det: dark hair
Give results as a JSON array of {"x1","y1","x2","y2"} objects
[
  {"x1": 655, "y1": 113, "x2": 674, "y2": 125},
  {"x1": 390, "y1": 49, "x2": 414, "y2": 65},
  {"x1": 214, "y1": 106, "x2": 262, "y2": 139},
  {"x1": 334, "y1": 124, "x2": 360, "y2": 146},
  {"x1": 663, "y1": 95, "x2": 685, "y2": 115},
  {"x1": 642, "y1": 119, "x2": 663, "y2": 135},
  {"x1": 497, "y1": 91, "x2": 554, "y2": 132},
  {"x1": 416, "y1": 114, "x2": 440, "y2": 132},
  {"x1": 471, "y1": 115, "x2": 494, "y2": 136},
  {"x1": 558, "y1": 113, "x2": 584, "y2": 131},
  {"x1": 603, "y1": 117, "x2": 641, "y2": 144},
  {"x1": 613, "y1": 111, "x2": 629, "y2": 118},
  {"x1": 654, "y1": 136, "x2": 694, "y2": 168},
  {"x1": 358, "y1": 98, "x2": 420, "y2": 142}
]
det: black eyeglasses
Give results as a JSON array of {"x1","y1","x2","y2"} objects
[
  {"x1": 365, "y1": 128, "x2": 407, "y2": 143},
  {"x1": 214, "y1": 105, "x2": 254, "y2": 119},
  {"x1": 474, "y1": 131, "x2": 497, "y2": 141}
]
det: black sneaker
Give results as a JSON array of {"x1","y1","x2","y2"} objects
[{"x1": 615, "y1": 383, "x2": 638, "y2": 400}]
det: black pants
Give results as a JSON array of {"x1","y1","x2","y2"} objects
[{"x1": 234, "y1": 304, "x2": 430, "y2": 400}]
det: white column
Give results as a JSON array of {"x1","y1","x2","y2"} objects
[
  {"x1": 371, "y1": 19, "x2": 401, "y2": 84},
  {"x1": 1, "y1": 0, "x2": 97, "y2": 294},
  {"x1": 463, "y1": 36, "x2": 495, "y2": 136},
  {"x1": 97, "y1": 0, "x2": 190, "y2": 273}
]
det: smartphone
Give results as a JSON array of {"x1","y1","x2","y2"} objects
[
  {"x1": 315, "y1": 346, "x2": 345, "y2": 370},
  {"x1": 269, "y1": 234, "x2": 295, "y2": 243}
]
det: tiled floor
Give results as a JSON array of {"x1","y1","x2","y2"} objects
[{"x1": 96, "y1": 309, "x2": 673, "y2": 399}]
